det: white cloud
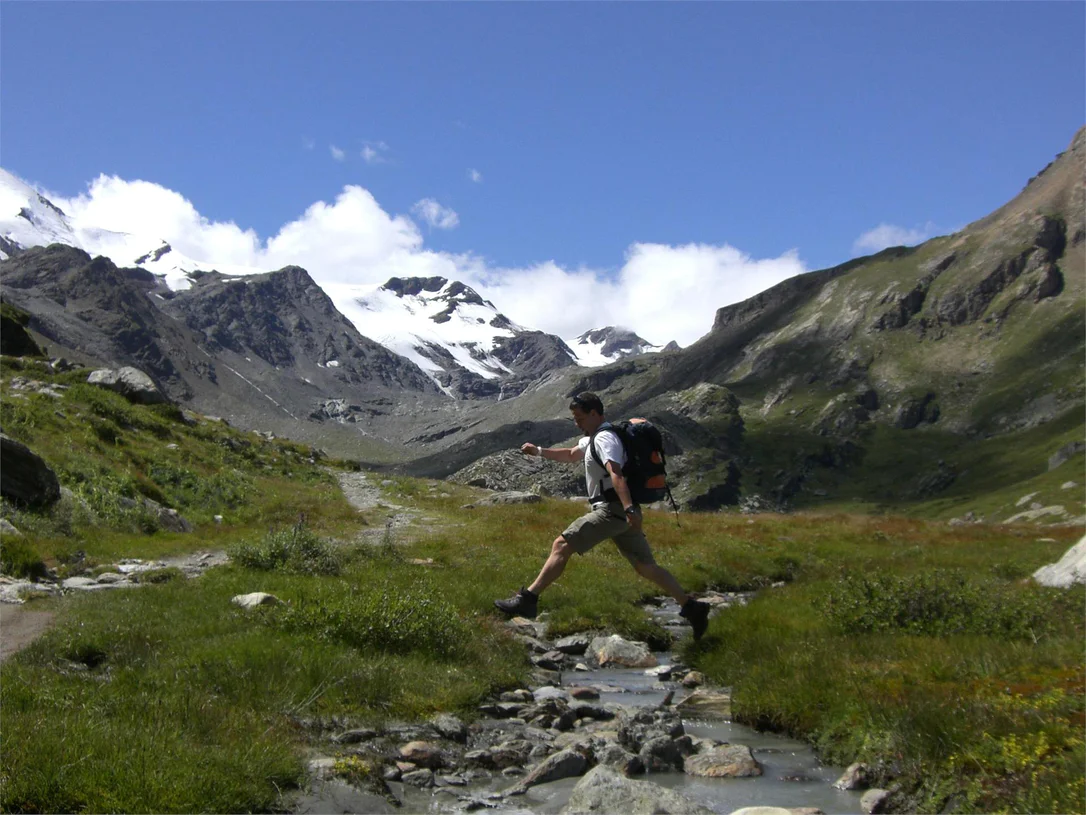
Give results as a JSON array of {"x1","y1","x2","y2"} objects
[
  {"x1": 47, "y1": 174, "x2": 805, "y2": 347},
  {"x1": 853, "y1": 221, "x2": 938, "y2": 255},
  {"x1": 468, "y1": 168, "x2": 483, "y2": 183},
  {"x1": 330, "y1": 145, "x2": 346, "y2": 162},
  {"x1": 411, "y1": 198, "x2": 460, "y2": 230},
  {"x1": 471, "y1": 243, "x2": 806, "y2": 347},
  {"x1": 362, "y1": 141, "x2": 390, "y2": 165}
]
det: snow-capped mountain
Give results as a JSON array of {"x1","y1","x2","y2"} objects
[
  {"x1": 326, "y1": 276, "x2": 581, "y2": 398},
  {"x1": 0, "y1": 168, "x2": 666, "y2": 397},
  {"x1": 564, "y1": 326, "x2": 677, "y2": 366},
  {"x1": 0, "y1": 169, "x2": 261, "y2": 289}
]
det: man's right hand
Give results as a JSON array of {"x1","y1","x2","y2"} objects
[{"x1": 520, "y1": 442, "x2": 539, "y2": 457}]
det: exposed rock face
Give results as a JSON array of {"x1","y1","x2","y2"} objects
[{"x1": 0, "y1": 433, "x2": 60, "y2": 507}]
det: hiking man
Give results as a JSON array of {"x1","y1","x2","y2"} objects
[{"x1": 494, "y1": 391, "x2": 711, "y2": 639}]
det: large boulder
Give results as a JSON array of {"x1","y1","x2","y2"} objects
[
  {"x1": 0, "y1": 433, "x2": 60, "y2": 507},
  {"x1": 562, "y1": 765, "x2": 714, "y2": 814},
  {"x1": 683, "y1": 744, "x2": 762, "y2": 778},
  {"x1": 1032, "y1": 536, "x2": 1086, "y2": 588},
  {"x1": 87, "y1": 367, "x2": 167, "y2": 405}
]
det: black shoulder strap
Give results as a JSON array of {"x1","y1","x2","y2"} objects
[{"x1": 588, "y1": 422, "x2": 614, "y2": 470}]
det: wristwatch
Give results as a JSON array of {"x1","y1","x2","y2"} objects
[{"x1": 623, "y1": 506, "x2": 637, "y2": 517}]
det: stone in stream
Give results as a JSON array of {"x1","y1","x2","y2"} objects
[
  {"x1": 561, "y1": 764, "x2": 714, "y2": 814},
  {"x1": 507, "y1": 748, "x2": 588, "y2": 793},
  {"x1": 833, "y1": 761, "x2": 871, "y2": 790},
  {"x1": 589, "y1": 634, "x2": 657, "y2": 668},
  {"x1": 399, "y1": 740, "x2": 444, "y2": 768},
  {"x1": 554, "y1": 633, "x2": 591, "y2": 655},
  {"x1": 675, "y1": 688, "x2": 731, "y2": 718},
  {"x1": 683, "y1": 744, "x2": 762, "y2": 778},
  {"x1": 431, "y1": 713, "x2": 468, "y2": 743},
  {"x1": 861, "y1": 789, "x2": 892, "y2": 814}
]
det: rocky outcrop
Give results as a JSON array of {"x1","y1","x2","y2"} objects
[
  {"x1": 0, "y1": 433, "x2": 60, "y2": 507},
  {"x1": 1032, "y1": 536, "x2": 1086, "y2": 588},
  {"x1": 0, "y1": 301, "x2": 43, "y2": 356},
  {"x1": 87, "y1": 366, "x2": 167, "y2": 405}
]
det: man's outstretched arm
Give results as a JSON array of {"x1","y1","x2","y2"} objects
[{"x1": 520, "y1": 442, "x2": 583, "y2": 464}]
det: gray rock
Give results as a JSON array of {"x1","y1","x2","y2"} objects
[
  {"x1": 62, "y1": 577, "x2": 99, "y2": 589},
  {"x1": 331, "y1": 728, "x2": 379, "y2": 744},
  {"x1": 683, "y1": 744, "x2": 762, "y2": 778},
  {"x1": 0, "y1": 518, "x2": 23, "y2": 537},
  {"x1": 833, "y1": 761, "x2": 871, "y2": 790},
  {"x1": 562, "y1": 765, "x2": 714, "y2": 814},
  {"x1": 95, "y1": 572, "x2": 126, "y2": 584},
  {"x1": 675, "y1": 689, "x2": 731, "y2": 718},
  {"x1": 0, "y1": 433, "x2": 60, "y2": 507},
  {"x1": 861, "y1": 788, "x2": 892, "y2": 814},
  {"x1": 589, "y1": 635, "x2": 657, "y2": 668},
  {"x1": 399, "y1": 740, "x2": 444, "y2": 769},
  {"x1": 639, "y1": 735, "x2": 684, "y2": 772},
  {"x1": 431, "y1": 713, "x2": 468, "y2": 743},
  {"x1": 87, "y1": 366, "x2": 167, "y2": 405},
  {"x1": 231, "y1": 592, "x2": 281, "y2": 609},
  {"x1": 1049, "y1": 441, "x2": 1085, "y2": 471},
  {"x1": 400, "y1": 768, "x2": 434, "y2": 787},
  {"x1": 1032, "y1": 536, "x2": 1086, "y2": 588},
  {"x1": 593, "y1": 742, "x2": 644, "y2": 776},
  {"x1": 554, "y1": 634, "x2": 592, "y2": 655},
  {"x1": 511, "y1": 748, "x2": 588, "y2": 791},
  {"x1": 533, "y1": 686, "x2": 572, "y2": 704}
]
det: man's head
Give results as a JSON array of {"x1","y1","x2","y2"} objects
[{"x1": 569, "y1": 391, "x2": 605, "y2": 434}]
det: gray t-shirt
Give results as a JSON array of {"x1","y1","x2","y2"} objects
[{"x1": 577, "y1": 429, "x2": 626, "y2": 505}]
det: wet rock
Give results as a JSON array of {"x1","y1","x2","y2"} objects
[
  {"x1": 499, "y1": 689, "x2": 534, "y2": 703},
  {"x1": 479, "y1": 702, "x2": 528, "y2": 718},
  {"x1": 532, "y1": 650, "x2": 565, "y2": 670},
  {"x1": 676, "y1": 689, "x2": 731, "y2": 718},
  {"x1": 639, "y1": 735, "x2": 684, "y2": 772},
  {"x1": 554, "y1": 634, "x2": 591, "y2": 655},
  {"x1": 510, "y1": 748, "x2": 588, "y2": 792},
  {"x1": 681, "y1": 671, "x2": 704, "y2": 688},
  {"x1": 562, "y1": 764, "x2": 714, "y2": 814},
  {"x1": 861, "y1": 789, "x2": 892, "y2": 814},
  {"x1": 568, "y1": 686, "x2": 600, "y2": 700},
  {"x1": 590, "y1": 634, "x2": 657, "y2": 668},
  {"x1": 683, "y1": 744, "x2": 762, "y2": 777},
  {"x1": 532, "y1": 686, "x2": 572, "y2": 704},
  {"x1": 431, "y1": 713, "x2": 468, "y2": 743},
  {"x1": 593, "y1": 742, "x2": 644, "y2": 776},
  {"x1": 833, "y1": 761, "x2": 871, "y2": 790},
  {"x1": 331, "y1": 728, "x2": 379, "y2": 744},
  {"x1": 399, "y1": 740, "x2": 444, "y2": 768},
  {"x1": 400, "y1": 767, "x2": 434, "y2": 787}
]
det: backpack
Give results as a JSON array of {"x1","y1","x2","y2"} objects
[{"x1": 589, "y1": 418, "x2": 674, "y2": 507}]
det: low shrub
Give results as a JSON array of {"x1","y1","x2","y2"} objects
[
  {"x1": 0, "y1": 535, "x2": 48, "y2": 580},
  {"x1": 229, "y1": 523, "x2": 343, "y2": 576},
  {"x1": 819, "y1": 569, "x2": 1078, "y2": 641}
]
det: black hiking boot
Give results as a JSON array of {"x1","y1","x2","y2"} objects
[
  {"x1": 680, "y1": 598, "x2": 710, "y2": 641},
  {"x1": 494, "y1": 587, "x2": 538, "y2": 619}
]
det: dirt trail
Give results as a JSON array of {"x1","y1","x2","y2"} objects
[{"x1": 0, "y1": 604, "x2": 54, "y2": 663}]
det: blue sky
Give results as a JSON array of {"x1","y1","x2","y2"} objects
[{"x1": 2, "y1": 2, "x2": 1084, "y2": 344}]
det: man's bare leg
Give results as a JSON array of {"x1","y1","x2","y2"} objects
[
  {"x1": 528, "y1": 536, "x2": 574, "y2": 595},
  {"x1": 633, "y1": 561, "x2": 690, "y2": 606}
]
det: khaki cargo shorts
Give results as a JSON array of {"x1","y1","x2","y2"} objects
[{"x1": 561, "y1": 502, "x2": 656, "y2": 565}]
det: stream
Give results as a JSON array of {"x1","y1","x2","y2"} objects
[{"x1": 297, "y1": 595, "x2": 867, "y2": 815}]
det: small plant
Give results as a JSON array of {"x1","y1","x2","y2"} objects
[
  {"x1": 819, "y1": 569, "x2": 1078, "y2": 641},
  {"x1": 0, "y1": 536, "x2": 48, "y2": 580},
  {"x1": 229, "y1": 521, "x2": 343, "y2": 576}
]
